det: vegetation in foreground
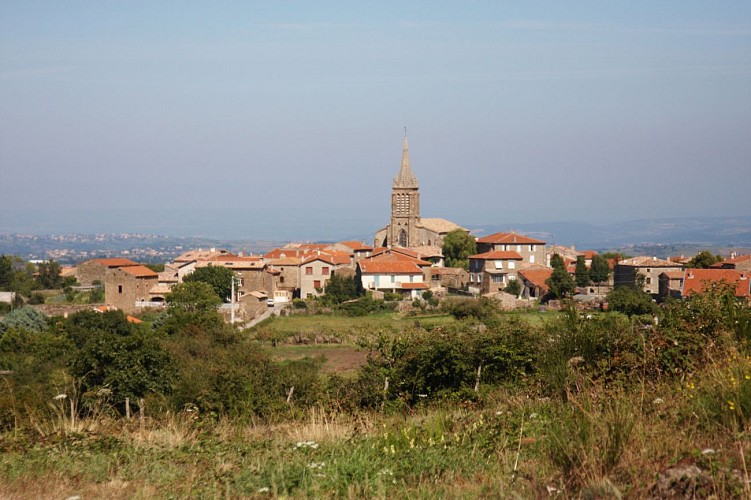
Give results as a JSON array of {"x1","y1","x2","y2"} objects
[{"x1": 1, "y1": 283, "x2": 750, "y2": 497}]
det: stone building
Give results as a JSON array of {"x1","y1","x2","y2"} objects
[
  {"x1": 76, "y1": 258, "x2": 139, "y2": 286},
  {"x1": 373, "y1": 136, "x2": 467, "y2": 249},
  {"x1": 104, "y1": 265, "x2": 159, "y2": 313},
  {"x1": 468, "y1": 251, "x2": 524, "y2": 295},
  {"x1": 614, "y1": 256, "x2": 684, "y2": 296},
  {"x1": 475, "y1": 232, "x2": 546, "y2": 266}
]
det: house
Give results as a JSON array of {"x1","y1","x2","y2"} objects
[
  {"x1": 426, "y1": 267, "x2": 468, "y2": 290},
  {"x1": 467, "y1": 251, "x2": 524, "y2": 295},
  {"x1": 104, "y1": 265, "x2": 159, "y2": 313},
  {"x1": 659, "y1": 268, "x2": 750, "y2": 300},
  {"x1": 329, "y1": 241, "x2": 374, "y2": 262},
  {"x1": 266, "y1": 257, "x2": 303, "y2": 298},
  {"x1": 299, "y1": 252, "x2": 350, "y2": 299},
  {"x1": 76, "y1": 258, "x2": 139, "y2": 286},
  {"x1": 517, "y1": 267, "x2": 553, "y2": 299},
  {"x1": 356, "y1": 260, "x2": 427, "y2": 299},
  {"x1": 614, "y1": 257, "x2": 684, "y2": 296},
  {"x1": 717, "y1": 253, "x2": 751, "y2": 272},
  {"x1": 475, "y1": 231, "x2": 546, "y2": 266},
  {"x1": 200, "y1": 255, "x2": 270, "y2": 299}
]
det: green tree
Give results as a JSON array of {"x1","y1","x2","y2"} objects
[
  {"x1": 606, "y1": 286, "x2": 656, "y2": 317},
  {"x1": 0, "y1": 306, "x2": 48, "y2": 334},
  {"x1": 322, "y1": 274, "x2": 360, "y2": 305},
  {"x1": 0, "y1": 255, "x2": 13, "y2": 290},
  {"x1": 686, "y1": 250, "x2": 723, "y2": 269},
  {"x1": 36, "y1": 260, "x2": 62, "y2": 289},
  {"x1": 162, "y1": 282, "x2": 224, "y2": 335},
  {"x1": 442, "y1": 230, "x2": 477, "y2": 270},
  {"x1": 504, "y1": 279, "x2": 521, "y2": 296},
  {"x1": 589, "y1": 254, "x2": 611, "y2": 287},
  {"x1": 183, "y1": 265, "x2": 234, "y2": 301},
  {"x1": 574, "y1": 256, "x2": 590, "y2": 287},
  {"x1": 546, "y1": 254, "x2": 576, "y2": 299}
]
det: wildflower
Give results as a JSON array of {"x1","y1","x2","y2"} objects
[
  {"x1": 257, "y1": 487, "x2": 270, "y2": 493},
  {"x1": 745, "y1": 374, "x2": 750, "y2": 380},
  {"x1": 54, "y1": 394, "x2": 67, "y2": 400},
  {"x1": 529, "y1": 412, "x2": 539, "y2": 419},
  {"x1": 390, "y1": 444, "x2": 395, "y2": 455},
  {"x1": 652, "y1": 398, "x2": 665, "y2": 405},
  {"x1": 701, "y1": 448, "x2": 716, "y2": 455},
  {"x1": 728, "y1": 400, "x2": 736, "y2": 411}
]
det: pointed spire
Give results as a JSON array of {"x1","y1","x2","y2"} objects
[{"x1": 393, "y1": 133, "x2": 418, "y2": 188}]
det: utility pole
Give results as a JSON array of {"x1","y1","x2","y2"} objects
[{"x1": 230, "y1": 274, "x2": 236, "y2": 324}]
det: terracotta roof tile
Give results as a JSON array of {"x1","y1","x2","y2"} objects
[
  {"x1": 338, "y1": 241, "x2": 373, "y2": 251},
  {"x1": 477, "y1": 231, "x2": 546, "y2": 245},
  {"x1": 401, "y1": 282, "x2": 428, "y2": 289},
  {"x1": 618, "y1": 256, "x2": 683, "y2": 268},
  {"x1": 120, "y1": 265, "x2": 159, "y2": 278},
  {"x1": 358, "y1": 261, "x2": 424, "y2": 274},
  {"x1": 518, "y1": 268, "x2": 553, "y2": 292},
  {"x1": 92, "y1": 258, "x2": 139, "y2": 268},
  {"x1": 683, "y1": 269, "x2": 750, "y2": 298}
]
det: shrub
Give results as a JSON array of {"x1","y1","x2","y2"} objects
[{"x1": 606, "y1": 286, "x2": 656, "y2": 317}]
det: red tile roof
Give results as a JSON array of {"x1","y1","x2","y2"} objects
[
  {"x1": 93, "y1": 258, "x2": 139, "y2": 268},
  {"x1": 358, "y1": 261, "x2": 424, "y2": 274},
  {"x1": 401, "y1": 282, "x2": 428, "y2": 289},
  {"x1": 518, "y1": 268, "x2": 553, "y2": 292},
  {"x1": 368, "y1": 252, "x2": 432, "y2": 267},
  {"x1": 724, "y1": 254, "x2": 751, "y2": 265},
  {"x1": 338, "y1": 241, "x2": 373, "y2": 252},
  {"x1": 476, "y1": 231, "x2": 546, "y2": 245},
  {"x1": 120, "y1": 265, "x2": 159, "y2": 278},
  {"x1": 468, "y1": 251, "x2": 523, "y2": 260},
  {"x1": 301, "y1": 250, "x2": 351, "y2": 266},
  {"x1": 682, "y1": 269, "x2": 750, "y2": 298}
]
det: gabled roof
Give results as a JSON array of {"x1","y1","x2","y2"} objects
[
  {"x1": 358, "y1": 260, "x2": 424, "y2": 274},
  {"x1": 617, "y1": 256, "x2": 683, "y2": 268},
  {"x1": 468, "y1": 251, "x2": 524, "y2": 260},
  {"x1": 660, "y1": 270, "x2": 685, "y2": 280},
  {"x1": 267, "y1": 257, "x2": 302, "y2": 266},
  {"x1": 301, "y1": 250, "x2": 351, "y2": 266},
  {"x1": 724, "y1": 254, "x2": 751, "y2": 265},
  {"x1": 518, "y1": 268, "x2": 553, "y2": 292},
  {"x1": 368, "y1": 251, "x2": 432, "y2": 267},
  {"x1": 92, "y1": 258, "x2": 139, "y2": 268},
  {"x1": 476, "y1": 231, "x2": 546, "y2": 245},
  {"x1": 174, "y1": 249, "x2": 234, "y2": 263},
  {"x1": 683, "y1": 269, "x2": 750, "y2": 298},
  {"x1": 338, "y1": 241, "x2": 373, "y2": 252},
  {"x1": 264, "y1": 248, "x2": 309, "y2": 260},
  {"x1": 120, "y1": 265, "x2": 158, "y2": 278}
]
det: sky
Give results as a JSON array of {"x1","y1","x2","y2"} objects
[{"x1": 1, "y1": 1, "x2": 750, "y2": 238}]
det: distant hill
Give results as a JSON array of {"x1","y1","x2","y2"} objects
[{"x1": 470, "y1": 216, "x2": 751, "y2": 254}]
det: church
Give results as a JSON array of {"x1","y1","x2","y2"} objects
[{"x1": 373, "y1": 136, "x2": 467, "y2": 250}]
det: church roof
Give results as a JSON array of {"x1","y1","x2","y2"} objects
[
  {"x1": 417, "y1": 218, "x2": 466, "y2": 234},
  {"x1": 393, "y1": 136, "x2": 418, "y2": 189}
]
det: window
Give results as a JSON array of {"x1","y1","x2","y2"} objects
[
  {"x1": 530, "y1": 255, "x2": 535, "y2": 263},
  {"x1": 306, "y1": 267, "x2": 313, "y2": 275},
  {"x1": 492, "y1": 275, "x2": 504, "y2": 283},
  {"x1": 118, "y1": 285, "x2": 122, "y2": 294},
  {"x1": 530, "y1": 245, "x2": 536, "y2": 252},
  {"x1": 495, "y1": 261, "x2": 503, "y2": 269},
  {"x1": 517, "y1": 245, "x2": 522, "y2": 252},
  {"x1": 314, "y1": 280, "x2": 321, "y2": 289},
  {"x1": 322, "y1": 267, "x2": 330, "y2": 275},
  {"x1": 508, "y1": 261, "x2": 515, "y2": 269},
  {"x1": 646, "y1": 277, "x2": 652, "y2": 285},
  {"x1": 432, "y1": 274, "x2": 440, "y2": 281},
  {"x1": 280, "y1": 276, "x2": 285, "y2": 283}
]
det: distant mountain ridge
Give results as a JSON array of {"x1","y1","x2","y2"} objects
[{"x1": 469, "y1": 216, "x2": 751, "y2": 251}]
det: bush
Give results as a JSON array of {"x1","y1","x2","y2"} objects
[
  {"x1": 606, "y1": 286, "x2": 656, "y2": 317},
  {"x1": 442, "y1": 297, "x2": 498, "y2": 321},
  {"x1": 28, "y1": 293, "x2": 45, "y2": 305}
]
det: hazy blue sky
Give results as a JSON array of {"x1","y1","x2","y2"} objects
[{"x1": 2, "y1": 1, "x2": 750, "y2": 234}]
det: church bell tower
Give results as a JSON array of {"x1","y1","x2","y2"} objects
[{"x1": 389, "y1": 135, "x2": 420, "y2": 247}]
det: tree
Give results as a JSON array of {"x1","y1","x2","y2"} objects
[
  {"x1": 183, "y1": 265, "x2": 234, "y2": 301},
  {"x1": 0, "y1": 255, "x2": 13, "y2": 290},
  {"x1": 322, "y1": 274, "x2": 360, "y2": 305},
  {"x1": 0, "y1": 306, "x2": 49, "y2": 334},
  {"x1": 606, "y1": 286, "x2": 656, "y2": 317},
  {"x1": 574, "y1": 256, "x2": 590, "y2": 287},
  {"x1": 589, "y1": 254, "x2": 611, "y2": 287},
  {"x1": 167, "y1": 282, "x2": 222, "y2": 314},
  {"x1": 504, "y1": 279, "x2": 521, "y2": 297},
  {"x1": 442, "y1": 230, "x2": 477, "y2": 270},
  {"x1": 546, "y1": 254, "x2": 576, "y2": 299},
  {"x1": 687, "y1": 250, "x2": 723, "y2": 269},
  {"x1": 37, "y1": 260, "x2": 63, "y2": 289}
]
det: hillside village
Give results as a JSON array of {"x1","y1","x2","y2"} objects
[{"x1": 5, "y1": 137, "x2": 747, "y2": 319}]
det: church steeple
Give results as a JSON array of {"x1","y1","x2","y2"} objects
[{"x1": 393, "y1": 135, "x2": 418, "y2": 189}]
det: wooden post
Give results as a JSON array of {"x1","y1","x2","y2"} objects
[
  {"x1": 125, "y1": 398, "x2": 131, "y2": 419},
  {"x1": 139, "y1": 398, "x2": 145, "y2": 427}
]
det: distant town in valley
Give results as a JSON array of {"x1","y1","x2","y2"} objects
[{"x1": 2, "y1": 137, "x2": 750, "y2": 320}]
